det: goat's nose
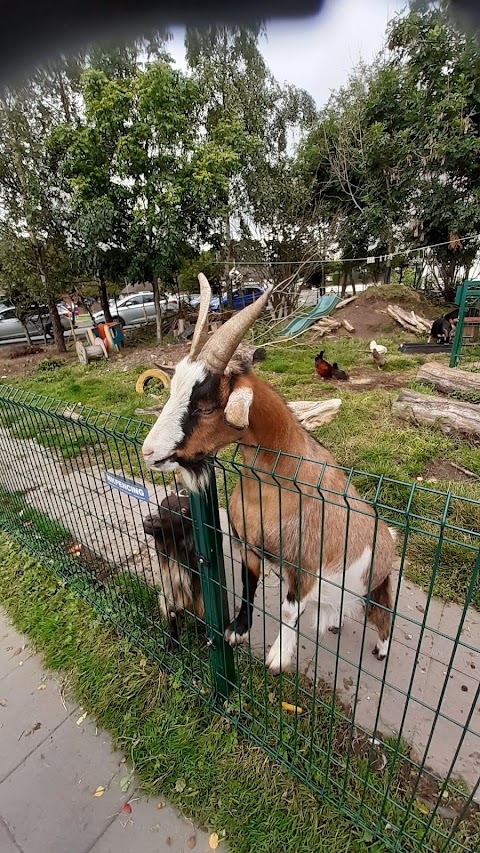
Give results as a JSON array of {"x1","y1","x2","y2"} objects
[{"x1": 142, "y1": 445, "x2": 154, "y2": 459}]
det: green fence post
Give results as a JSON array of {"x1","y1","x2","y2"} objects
[
  {"x1": 189, "y1": 462, "x2": 236, "y2": 702},
  {"x1": 450, "y1": 281, "x2": 466, "y2": 368}
]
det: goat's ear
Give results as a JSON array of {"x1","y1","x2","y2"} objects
[{"x1": 224, "y1": 387, "x2": 253, "y2": 430}]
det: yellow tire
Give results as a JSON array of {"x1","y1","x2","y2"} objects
[{"x1": 135, "y1": 368, "x2": 171, "y2": 395}]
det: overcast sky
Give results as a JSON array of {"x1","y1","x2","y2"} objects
[{"x1": 167, "y1": 0, "x2": 407, "y2": 107}]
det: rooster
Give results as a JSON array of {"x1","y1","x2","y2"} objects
[
  {"x1": 314, "y1": 351, "x2": 333, "y2": 380},
  {"x1": 332, "y1": 362, "x2": 349, "y2": 380}
]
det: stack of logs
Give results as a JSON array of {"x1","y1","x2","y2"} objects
[
  {"x1": 387, "y1": 304, "x2": 432, "y2": 335},
  {"x1": 312, "y1": 317, "x2": 355, "y2": 338}
]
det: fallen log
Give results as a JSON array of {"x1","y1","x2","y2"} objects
[
  {"x1": 393, "y1": 390, "x2": 480, "y2": 437},
  {"x1": 230, "y1": 342, "x2": 267, "y2": 364},
  {"x1": 341, "y1": 319, "x2": 355, "y2": 333},
  {"x1": 311, "y1": 318, "x2": 341, "y2": 337},
  {"x1": 417, "y1": 362, "x2": 480, "y2": 394},
  {"x1": 335, "y1": 295, "x2": 358, "y2": 310},
  {"x1": 288, "y1": 399, "x2": 342, "y2": 430}
]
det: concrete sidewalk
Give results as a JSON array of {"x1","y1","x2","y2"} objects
[{"x1": 0, "y1": 609, "x2": 224, "y2": 853}]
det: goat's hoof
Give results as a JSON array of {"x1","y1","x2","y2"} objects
[
  {"x1": 372, "y1": 642, "x2": 388, "y2": 662},
  {"x1": 265, "y1": 646, "x2": 291, "y2": 676},
  {"x1": 165, "y1": 636, "x2": 180, "y2": 654},
  {"x1": 224, "y1": 622, "x2": 248, "y2": 646}
]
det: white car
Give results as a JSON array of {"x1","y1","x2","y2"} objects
[{"x1": 93, "y1": 291, "x2": 177, "y2": 327}]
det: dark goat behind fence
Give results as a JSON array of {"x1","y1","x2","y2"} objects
[{"x1": 0, "y1": 385, "x2": 478, "y2": 853}]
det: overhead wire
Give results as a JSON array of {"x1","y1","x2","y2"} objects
[{"x1": 225, "y1": 232, "x2": 480, "y2": 266}]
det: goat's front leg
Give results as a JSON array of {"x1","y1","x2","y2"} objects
[
  {"x1": 165, "y1": 609, "x2": 182, "y2": 653},
  {"x1": 265, "y1": 590, "x2": 308, "y2": 676},
  {"x1": 225, "y1": 551, "x2": 260, "y2": 646}
]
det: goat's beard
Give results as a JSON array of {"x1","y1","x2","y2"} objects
[{"x1": 177, "y1": 458, "x2": 210, "y2": 493}]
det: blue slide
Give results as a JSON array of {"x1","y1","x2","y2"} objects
[{"x1": 276, "y1": 294, "x2": 341, "y2": 337}]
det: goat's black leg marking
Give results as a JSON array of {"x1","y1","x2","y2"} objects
[
  {"x1": 224, "y1": 558, "x2": 259, "y2": 646},
  {"x1": 165, "y1": 610, "x2": 182, "y2": 653}
]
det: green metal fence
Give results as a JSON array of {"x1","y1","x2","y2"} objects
[
  {"x1": 0, "y1": 384, "x2": 478, "y2": 852},
  {"x1": 450, "y1": 280, "x2": 480, "y2": 371}
]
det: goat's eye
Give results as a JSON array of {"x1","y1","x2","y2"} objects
[
  {"x1": 192, "y1": 406, "x2": 217, "y2": 415},
  {"x1": 192, "y1": 405, "x2": 217, "y2": 416}
]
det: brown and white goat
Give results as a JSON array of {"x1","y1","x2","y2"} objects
[
  {"x1": 142, "y1": 274, "x2": 396, "y2": 674},
  {"x1": 143, "y1": 492, "x2": 203, "y2": 650}
]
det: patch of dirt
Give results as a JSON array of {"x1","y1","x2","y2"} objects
[
  {"x1": 0, "y1": 344, "x2": 77, "y2": 378},
  {"x1": 423, "y1": 459, "x2": 478, "y2": 484},
  {"x1": 335, "y1": 287, "x2": 440, "y2": 341},
  {"x1": 0, "y1": 329, "x2": 192, "y2": 379},
  {"x1": 314, "y1": 368, "x2": 415, "y2": 393}
]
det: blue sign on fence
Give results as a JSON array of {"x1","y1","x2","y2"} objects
[{"x1": 103, "y1": 471, "x2": 150, "y2": 503}]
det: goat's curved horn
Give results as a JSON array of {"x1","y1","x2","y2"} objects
[
  {"x1": 189, "y1": 273, "x2": 212, "y2": 360},
  {"x1": 199, "y1": 285, "x2": 273, "y2": 375}
]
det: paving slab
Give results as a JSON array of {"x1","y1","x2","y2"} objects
[
  {"x1": 0, "y1": 714, "x2": 131, "y2": 853},
  {"x1": 0, "y1": 610, "x2": 224, "y2": 853},
  {"x1": 0, "y1": 654, "x2": 77, "y2": 782},
  {"x1": 91, "y1": 794, "x2": 224, "y2": 853},
  {"x1": 0, "y1": 818, "x2": 21, "y2": 853},
  {"x1": 0, "y1": 610, "x2": 30, "y2": 680}
]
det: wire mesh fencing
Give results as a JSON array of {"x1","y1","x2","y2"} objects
[{"x1": 0, "y1": 384, "x2": 478, "y2": 853}]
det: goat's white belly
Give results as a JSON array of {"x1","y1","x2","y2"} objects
[{"x1": 311, "y1": 546, "x2": 372, "y2": 633}]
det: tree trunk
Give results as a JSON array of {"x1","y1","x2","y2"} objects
[
  {"x1": 224, "y1": 211, "x2": 234, "y2": 309},
  {"x1": 348, "y1": 270, "x2": 356, "y2": 296},
  {"x1": 416, "y1": 362, "x2": 480, "y2": 394},
  {"x1": 98, "y1": 276, "x2": 113, "y2": 323},
  {"x1": 20, "y1": 320, "x2": 33, "y2": 347},
  {"x1": 48, "y1": 294, "x2": 66, "y2": 353},
  {"x1": 153, "y1": 277, "x2": 163, "y2": 343},
  {"x1": 393, "y1": 389, "x2": 480, "y2": 437}
]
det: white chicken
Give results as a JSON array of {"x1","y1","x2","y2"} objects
[{"x1": 369, "y1": 340, "x2": 387, "y2": 355}]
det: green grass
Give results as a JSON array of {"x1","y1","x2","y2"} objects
[{"x1": 1, "y1": 534, "x2": 479, "y2": 853}]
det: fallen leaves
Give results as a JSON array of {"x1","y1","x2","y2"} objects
[
  {"x1": 37, "y1": 684, "x2": 46, "y2": 691},
  {"x1": 122, "y1": 802, "x2": 132, "y2": 815},
  {"x1": 93, "y1": 786, "x2": 105, "y2": 798},
  {"x1": 175, "y1": 778, "x2": 186, "y2": 793},
  {"x1": 18, "y1": 721, "x2": 41, "y2": 740},
  {"x1": 281, "y1": 701, "x2": 303, "y2": 715},
  {"x1": 187, "y1": 836, "x2": 196, "y2": 849},
  {"x1": 156, "y1": 801, "x2": 166, "y2": 810},
  {"x1": 209, "y1": 832, "x2": 219, "y2": 850},
  {"x1": 120, "y1": 771, "x2": 134, "y2": 793},
  {"x1": 76, "y1": 711, "x2": 87, "y2": 726}
]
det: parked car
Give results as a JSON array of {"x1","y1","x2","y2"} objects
[
  {"x1": 187, "y1": 292, "x2": 219, "y2": 310},
  {"x1": 92, "y1": 291, "x2": 177, "y2": 327},
  {"x1": 211, "y1": 285, "x2": 266, "y2": 312},
  {"x1": 0, "y1": 304, "x2": 72, "y2": 344}
]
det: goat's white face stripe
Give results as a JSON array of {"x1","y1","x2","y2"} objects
[{"x1": 142, "y1": 358, "x2": 207, "y2": 465}]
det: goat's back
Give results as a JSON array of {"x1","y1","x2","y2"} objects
[{"x1": 229, "y1": 439, "x2": 395, "y2": 590}]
